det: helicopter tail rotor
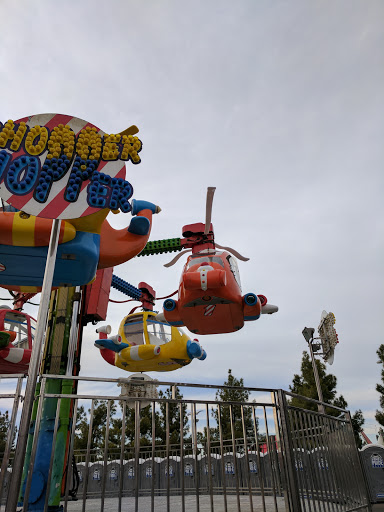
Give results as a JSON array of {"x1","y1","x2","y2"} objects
[
  {"x1": 261, "y1": 303, "x2": 279, "y2": 314},
  {"x1": 204, "y1": 187, "x2": 216, "y2": 235}
]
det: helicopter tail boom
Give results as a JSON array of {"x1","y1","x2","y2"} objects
[{"x1": 119, "y1": 344, "x2": 161, "y2": 362}]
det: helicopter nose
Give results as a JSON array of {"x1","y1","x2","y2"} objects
[
  {"x1": 131, "y1": 199, "x2": 159, "y2": 215},
  {"x1": 198, "y1": 349, "x2": 207, "y2": 361},
  {"x1": 186, "y1": 339, "x2": 203, "y2": 360}
]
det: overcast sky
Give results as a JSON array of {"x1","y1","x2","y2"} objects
[{"x1": 1, "y1": 0, "x2": 383, "y2": 440}]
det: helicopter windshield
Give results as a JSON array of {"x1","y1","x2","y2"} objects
[
  {"x1": 188, "y1": 256, "x2": 224, "y2": 269},
  {"x1": 124, "y1": 316, "x2": 145, "y2": 345},
  {"x1": 146, "y1": 318, "x2": 172, "y2": 345},
  {"x1": 227, "y1": 255, "x2": 242, "y2": 290},
  {"x1": 3, "y1": 311, "x2": 30, "y2": 349}
]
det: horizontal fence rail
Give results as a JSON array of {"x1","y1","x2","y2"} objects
[{"x1": 0, "y1": 375, "x2": 371, "y2": 512}]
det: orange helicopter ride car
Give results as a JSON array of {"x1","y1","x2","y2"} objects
[{"x1": 157, "y1": 188, "x2": 278, "y2": 335}]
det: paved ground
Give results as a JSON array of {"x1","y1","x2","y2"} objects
[
  {"x1": 64, "y1": 495, "x2": 286, "y2": 511},
  {"x1": 62, "y1": 495, "x2": 382, "y2": 512}
]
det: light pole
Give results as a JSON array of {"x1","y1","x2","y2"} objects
[
  {"x1": 302, "y1": 311, "x2": 339, "y2": 415},
  {"x1": 302, "y1": 327, "x2": 325, "y2": 413}
]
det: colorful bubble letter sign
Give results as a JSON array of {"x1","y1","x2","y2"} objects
[{"x1": 0, "y1": 114, "x2": 142, "y2": 219}]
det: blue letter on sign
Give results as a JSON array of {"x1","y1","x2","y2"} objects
[
  {"x1": 0, "y1": 150, "x2": 11, "y2": 182},
  {"x1": 4, "y1": 155, "x2": 40, "y2": 195},
  {"x1": 109, "y1": 178, "x2": 133, "y2": 213},
  {"x1": 87, "y1": 172, "x2": 110, "y2": 208}
]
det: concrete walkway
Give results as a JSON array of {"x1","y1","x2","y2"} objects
[
  {"x1": 64, "y1": 495, "x2": 286, "y2": 511},
  {"x1": 62, "y1": 495, "x2": 379, "y2": 512}
]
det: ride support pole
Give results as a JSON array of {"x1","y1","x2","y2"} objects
[{"x1": 5, "y1": 219, "x2": 61, "y2": 512}]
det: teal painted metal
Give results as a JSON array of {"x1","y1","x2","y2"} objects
[
  {"x1": 19, "y1": 287, "x2": 78, "y2": 511},
  {"x1": 48, "y1": 379, "x2": 73, "y2": 507},
  {"x1": 17, "y1": 382, "x2": 40, "y2": 506},
  {"x1": 19, "y1": 379, "x2": 62, "y2": 509}
]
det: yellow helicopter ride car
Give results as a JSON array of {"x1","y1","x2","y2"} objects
[{"x1": 95, "y1": 310, "x2": 206, "y2": 373}]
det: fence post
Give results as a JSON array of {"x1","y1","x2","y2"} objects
[
  {"x1": 276, "y1": 390, "x2": 302, "y2": 512},
  {"x1": 345, "y1": 411, "x2": 372, "y2": 511},
  {"x1": 0, "y1": 376, "x2": 23, "y2": 507},
  {"x1": 271, "y1": 392, "x2": 288, "y2": 499}
]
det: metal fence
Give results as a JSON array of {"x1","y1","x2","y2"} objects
[
  {"x1": 0, "y1": 374, "x2": 24, "y2": 508},
  {"x1": 0, "y1": 374, "x2": 371, "y2": 512},
  {"x1": 281, "y1": 391, "x2": 371, "y2": 512}
]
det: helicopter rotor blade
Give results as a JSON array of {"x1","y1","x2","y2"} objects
[
  {"x1": 164, "y1": 249, "x2": 192, "y2": 268},
  {"x1": 204, "y1": 187, "x2": 216, "y2": 235},
  {"x1": 215, "y1": 243, "x2": 250, "y2": 262}
]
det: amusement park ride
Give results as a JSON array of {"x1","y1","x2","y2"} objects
[
  {"x1": 0, "y1": 112, "x2": 277, "y2": 511},
  {"x1": 0, "y1": 306, "x2": 35, "y2": 374},
  {"x1": 94, "y1": 280, "x2": 207, "y2": 373},
  {"x1": 157, "y1": 186, "x2": 278, "y2": 334},
  {"x1": 90, "y1": 186, "x2": 278, "y2": 374},
  {"x1": 0, "y1": 182, "x2": 278, "y2": 375}
]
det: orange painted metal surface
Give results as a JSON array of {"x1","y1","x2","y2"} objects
[{"x1": 98, "y1": 209, "x2": 153, "y2": 269}]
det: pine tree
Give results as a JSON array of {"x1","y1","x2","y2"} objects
[
  {"x1": 375, "y1": 344, "x2": 384, "y2": 427},
  {"x1": 289, "y1": 351, "x2": 365, "y2": 447},
  {"x1": 211, "y1": 369, "x2": 254, "y2": 444},
  {"x1": 289, "y1": 352, "x2": 347, "y2": 412},
  {"x1": 158, "y1": 386, "x2": 189, "y2": 446},
  {"x1": 74, "y1": 390, "x2": 189, "y2": 457},
  {"x1": 73, "y1": 400, "x2": 117, "y2": 455},
  {"x1": 109, "y1": 403, "x2": 163, "y2": 450},
  {"x1": 0, "y1": 410, "x2": 15, "y2": 455},
  {"x1": 73, "y1": 405, "x2": 89, "y2": 452},
  {"x1": 351, "y1": 409, "x2": 365, "y2": 449}
]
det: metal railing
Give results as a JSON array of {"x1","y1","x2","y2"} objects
[
  {"x1": 0, "y1": 374, "x2": 371, "y2": 512},
  {"x1": 282, "y1": 391, "x2": 371, "y2": 512},
  {"x1": 0, "y1": 374, "x2": 24, "y2": 507}
]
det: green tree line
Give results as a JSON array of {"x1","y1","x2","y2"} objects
[
  {"x1": 73, "y1": 374, "x2": 262, "y2": 457},
  {"x1": 2, "y1": 346, "x2": 383, "y2": 458},
  {"x1": 73, "y1": 386, "x2": 189, "y2": 455}
]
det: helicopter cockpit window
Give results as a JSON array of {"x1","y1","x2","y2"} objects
[
  {"x1": 187, "y1": 256, "x2": 224, "y2": 269},
  {"x1": 177, "y1": 326, "x2": 186, "y2": 337},
  {"x1": 227, "y1": 255, "x2": 242, "y2": 291},
  {"x1": 146, "y1": 318, "x2": 172, "y2": 345},
  {"x1": 123, "y1": 316, "x2": 145, "y2": 346},
  {"x1": 4, "y1": 312, "x2": 30, "y2": 349}
]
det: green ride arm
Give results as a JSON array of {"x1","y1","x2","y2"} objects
[{"x1": 137, "y1": 238, "x2": 182, "y2": 257}]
